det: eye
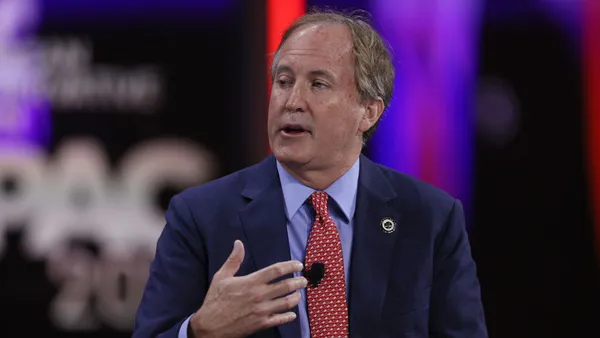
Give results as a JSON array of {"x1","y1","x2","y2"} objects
[
  {"x1": 276, "y1": 77, "x2": 292, "y2": 87},
  {"x1": 312, "y1": 81, "x2": 328, "y2": 89}
]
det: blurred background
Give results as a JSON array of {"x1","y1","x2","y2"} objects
[{"x1": 0, "y1": 0, "x2": 598, "y2": 337}]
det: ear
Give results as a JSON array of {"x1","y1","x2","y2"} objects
[{"x1": 359, "y1": 97, "x2": 385, "y2": 133}]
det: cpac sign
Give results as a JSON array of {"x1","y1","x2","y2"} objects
[{"x1": 0, "y1": 138, "x2": 216, "y2": 331}]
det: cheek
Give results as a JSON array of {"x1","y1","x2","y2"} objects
[
  {"x1": 337, "y1": 104, "x2": 363, "y2": 130},
  {"x1": 267, "y1": 93, "x2": 284, "y2": 120},
  {"x1": 318, "y1": 107, "x2": 361, "y2": 140},
  {"x1": 268, "y1": 92, "x2": 281, "y2": 111},
  {"x1": 310, "y1": 93, "x2": 361, "y2": 138}
]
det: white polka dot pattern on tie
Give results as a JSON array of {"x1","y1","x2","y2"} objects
[{"x1": 305, "y1": 192, "x2": 349, "y2": 338}]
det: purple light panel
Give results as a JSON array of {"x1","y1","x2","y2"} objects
[
  {"x1": 0, "y1": 0, "x2": 50, "y2": 148},
  {"x1": 370, "y1": 0, "x2": 483, "y2": 221},
  {"x1": 40, "y1": 0, "x2": 236, "y2": 21}
]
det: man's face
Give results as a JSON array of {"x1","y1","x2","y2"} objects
[{"x1": 268, "y1": 24, "x2": 375, "y2": 170}]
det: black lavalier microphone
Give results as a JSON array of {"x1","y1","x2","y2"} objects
[{"x1": 303, "y1": 262, "x2": 325, "y2": 287}]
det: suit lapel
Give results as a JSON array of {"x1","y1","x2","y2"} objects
[
  {"x1": 237, "y1": 155, "x2": 400, "y2": 338},
  {"x1": 238, "y1": 156, "x2": 300, "y2": 338},
  {"x1": 348, "y1": 155, "x2": 400, "y2": 337}
]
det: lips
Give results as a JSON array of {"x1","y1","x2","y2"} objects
[{"x1": 280, "y1": 123, "x2": 310, "y2": 136}]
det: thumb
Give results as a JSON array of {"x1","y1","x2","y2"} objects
[{"x1": 215, "y1": 240, "x2": 245, "y2": 281}]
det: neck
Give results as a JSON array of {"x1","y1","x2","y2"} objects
[{"x1": 279, "y1": 152, "x2": 360, "y2": 191}]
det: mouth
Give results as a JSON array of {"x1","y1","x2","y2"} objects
[{"x1": 280, "y1": 124, "x2": 310, "y2": 137}]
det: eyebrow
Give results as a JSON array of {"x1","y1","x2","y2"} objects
[
  {"x1": 274, "y1": 64, "x2": 336, "y2": 82},
  {"x1": 309, "y1": 69, "x2": 335, "y2": 82},
  {"x1": 274, "y1": 64, "x2": 294, "y2": 76}
]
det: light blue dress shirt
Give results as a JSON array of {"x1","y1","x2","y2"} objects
[{"x1": 178, "y1": 158, "x2": 359, "y2": 338}]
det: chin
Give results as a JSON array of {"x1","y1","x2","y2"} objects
[{"x1": 272, "y1": 145, "x2": 310, "y2": 166}]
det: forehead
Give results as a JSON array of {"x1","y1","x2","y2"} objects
[{"x1": 278, "y1": 23, "x2": 354, "y2": 71}]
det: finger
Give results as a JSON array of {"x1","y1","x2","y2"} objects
[
  {"x1": 214, "y1": 240, "x2": 245, "y2": 282},
  {"x1": 250, "y1": 260, "x2": 304, "y2": 284},
  {"x1": 260, "y1": 292, "x2": 302, "y2": 320},
  {"x1": 259, "y1": 311, "x2": 297, "y2": 330},
  {"x1": 264, "y1": 277, "x2": 307, "y2": 300}
]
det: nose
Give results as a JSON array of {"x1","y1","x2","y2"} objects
[{"x1": 284, "y1": 83, "x2": 307, "y2": 113}]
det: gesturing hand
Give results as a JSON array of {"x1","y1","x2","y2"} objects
[{"x1": 189, "y1": 240, "x2": 307, "y2": 338}]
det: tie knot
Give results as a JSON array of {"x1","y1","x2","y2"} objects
[{"x1": 310, "y1": 191, "x2": 329, "y2": 217}]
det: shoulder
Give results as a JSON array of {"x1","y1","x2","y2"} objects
[
  {"x1": 367, "y1": 159, "x2": 460, "y2": 225},
  {"x1": 372, "y1": 160, "x2": 456, "y2": 205},
  {"x1": 179, "y1": 164, "x2": 255, "y2": 202},
  {"x1": 167, "y1": 160, "x2": 265, "y2": 222}
]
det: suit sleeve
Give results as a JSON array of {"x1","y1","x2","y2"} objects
[
  {"x1": 133, "y1": 194, "x2": 208, "y2": 338},
  {"x1": 429, "y1": 199, "x2": 488, "y2": 337}
]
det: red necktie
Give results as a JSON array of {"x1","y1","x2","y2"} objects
[{"x1": 305, "y1": 191, "x2": 349, "y2": 338}]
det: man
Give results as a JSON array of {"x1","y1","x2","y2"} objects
[{"x1": 134, "y1": 9, "x2": 487, "y2": 338}]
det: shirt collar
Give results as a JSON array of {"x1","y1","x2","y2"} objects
[{"x1": 276, "y1": 157, "x2": 360, "y2": 222}]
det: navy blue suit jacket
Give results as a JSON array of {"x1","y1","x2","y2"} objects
[{"x1": 134, "y1": 155, "x2": 487, "y2": 337}]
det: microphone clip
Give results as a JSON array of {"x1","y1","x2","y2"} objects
[{"x1": 303, "y1": 262, "x2": 325, "y2": 287}]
